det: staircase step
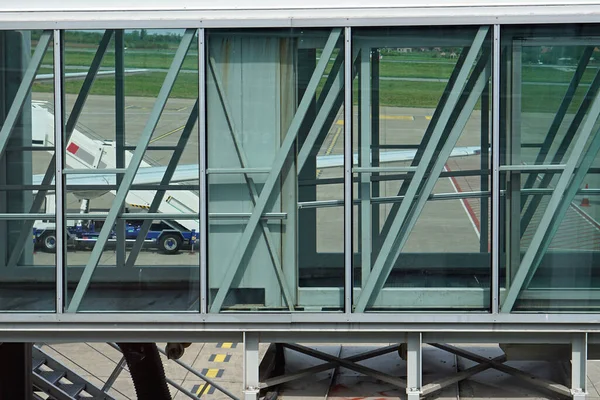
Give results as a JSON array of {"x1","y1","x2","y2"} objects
[
  {"x1": 59, "y1": 383, "x2": 85, "y2": 397},
  {"x1": 32, "y1": 357, "x2": 45, "y2": 371},
  {"x1": 39, "y1": 370, "x2": 65, "y2": 385}
]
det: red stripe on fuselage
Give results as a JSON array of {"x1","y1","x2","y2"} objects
[{"x1": 67, "y1": 142, "x2": 79, "y2": 154}]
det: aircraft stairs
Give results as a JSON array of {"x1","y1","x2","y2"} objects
[{"x1": 32, "y1": 345, "x2": 115, "y2": 400}]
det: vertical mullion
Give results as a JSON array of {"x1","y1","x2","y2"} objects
[
  {"x1": 199, "y1": 28, "x2": 208, "y2": 314},
  {"x1": 53, "y1": 29, "x2": 65, "y2": 314},
  {"x1": 491, "y1": 24, "x2": 501, "y2": 314},
  {"x1": 115, "y1": 30, "x2": 126, "y2": 268},
  {"x1": 344, "y1": 27, "x2": 352, "y2": 314}
]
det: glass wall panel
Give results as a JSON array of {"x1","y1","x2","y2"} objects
[
  {"x1": 0, "y1": 30, "x2": 55, "y2": 312},
  {"x1": 500, "y1": 25, "x2": 600, "y2": 312},
  {"x1": 352, "y1": 26, "x2": 492, "y2": 311},
  {"x1": 207, "y1": 28, "x2": 345, "y2": 312},
  {"x1": 57, "y1": 29, "x2": 200, "y2": 312}
]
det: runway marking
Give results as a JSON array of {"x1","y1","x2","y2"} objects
[
  {"x1": 317, "y1": 125, "x2": 342, "y2": 178},
  {"x1": 201, "y1": 368, "x2": 224, "y2": 378},
  {"x1": 335, "y1": 115, "x2": 415, "y2": 125},
  {"x1": 444, "y1": 163, "x2": 481, "y2": 239},
  {"x1": 209, "y1": 354, "x2": 231, "y2": 362},
  {"x1": 150, "y1": 125, "x2": 185, "y2": 143},
  {"x1": 128, "y1": 203, "x2": 150, "y2": 209},
  {"x1": 217, "y1": 342, "x2": 237, "y2": 349},
  {"x1": 382, "y1": 115, "x2": 414, "y2": 120},
  {"x1": 192, "y1": 384, "x2": 215, "y2": 396}
]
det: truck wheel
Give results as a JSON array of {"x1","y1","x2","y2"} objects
[
  {"x1": 41, "y1": 232, "x2": 57, "y2": 253},
  {"x1": 159, "y1": 234, "x2": 181, "y2": 254}
]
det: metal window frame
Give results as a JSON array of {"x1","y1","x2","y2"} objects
[
  {"x1": 2, "y1": 21, "x2": 600, "y2": 327},
  {"x1": 53, "y1": 29, "x2": 65, "y2": 314},
  {"x1": 491, "y1": 24, "x2": 500, "y2": 314}
]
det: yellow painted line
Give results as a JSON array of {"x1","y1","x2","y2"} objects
[
  {"x1": 425, "y1": 115, "x2": 433, "y2": 120},
  {"x1": 325, "y1": 126, "x2": 342, "y2": 155},
  {"x1": 317, "y1": 125, "x2": 343, "y2": 178},
  {"x1": 215, "y1": 354, "x2": 227, "y2": 362},
  {"x1": 128, "y1": 203, "x2": 150, "y2": 209},
  {"x1": 193, "y1": 384, "x2": 215, "y2": 396},
  {"x1": 382, "y1": 115, "x2": 414, "y2": 121},
  {"x1": 209, "y1": 354, "x2": 231, "y2": 362},
  {"x1": 150, "y1": 125, "x2": 185, "y2": 143},
  {"x1": 201, "y1": 368, "x2": 223, "y2": 378},
  {"x1": 336, "y1": 115, "x2": 415, "y2": 125},
  {"x1": 218, "y1": 342, "x2": 234, "y2": 349}
]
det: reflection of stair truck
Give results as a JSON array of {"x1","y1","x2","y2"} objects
[{"x1": 31, "y1": 101, "x2": 199, "y2": 254}]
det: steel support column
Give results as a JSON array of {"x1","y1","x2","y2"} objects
[
  {"x1": 7, "y1": 29, "x2": 114, "y2": 269},
  {"x1": 243, "y1": 332, "x2": 260, "y2": 400},
  {"x1": 0, "y1": 343, "x2": 32, "y2": 400},
  {"x1": 67, "y1": 29, "x2": 196, "y2": 312},
  {"x1": 406, "y1": 333, "x2": 422, "y2": 400},
  {"x1": 572, "y1": 333, "x2": 587, "y2": 399},
  {"x1": 209, "y1": 29, "x2": 342, "y2": 312},
  {"x1": 208, "y1": 55, "x2": 294, "y2": 310}
]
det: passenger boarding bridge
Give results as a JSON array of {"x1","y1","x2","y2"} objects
[{"x1": 1, "y1": 1, "x2": 600, "y2": 398}]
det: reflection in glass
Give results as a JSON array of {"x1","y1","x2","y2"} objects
[
  {"x1": 0, "y1": 30, "x2": 56, "y2": 311},
  {"x1": 500, "y1": 25, "x2": 600, "y2": 312},
  {"x1": 207, "y1": 29, "x2": 345, "y2": 312},
  {"x1": 352, "y1": 26, "x2": 492, "y2": 311},
  {"x1": 59, "y1": 29, "x2": 200, "y2": 312}
]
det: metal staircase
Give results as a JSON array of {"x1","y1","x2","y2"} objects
[{"x1": 32, "y1": 345, "x2": 116, "y2": 400}]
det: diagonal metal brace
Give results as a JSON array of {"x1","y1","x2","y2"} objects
[
  {"x1": 208, "y1": 55, "x2": 295, "y2": 311},
  {"x1": 67, "y1": 29, "x2": 196, "y2": 312},
  {"x1": 7, "y1": 30, "x2": 115, "y2": 269},
  {"x1": 209, "y1": 28, "x2": 342, "y2": 312},
  {"x1": 501, "y1": 73, "x2": 600, "y2": 312},
  {"x1": 422, "y1": 354, "x2": 506, "y2": 396},
  {"x1": 261, "y1": 344, "x2": 399, "y2": 389},
  {"x1": 125, "y1": 99, "x2": 199, "y2": 268},
  {"x1": 354, "y1": 29, "x2": 490, "y2": 312},
  {"x1": 432, "y1": 344, "x2": 571, "y2": 397},
  {"x1": 520, "y1": 46, "x2": 595, "y2": 235},
  {"x1": 0, "y1": 30, "x2": 52, "y2": 160},
  {"x1": 521, "y1": 117, "x2": 600, "y2": 292},
  {"x1": 282, "y1": 343, "x2": 407, "y2": 389}
]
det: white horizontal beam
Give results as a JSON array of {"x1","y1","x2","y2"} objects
[{"x1": 2, "y1": 5, "x2": 600, "y2": 28}]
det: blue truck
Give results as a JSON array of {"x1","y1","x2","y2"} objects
[{"x1": 34, "y1": 218, "x2": 197, "y2": 254}]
